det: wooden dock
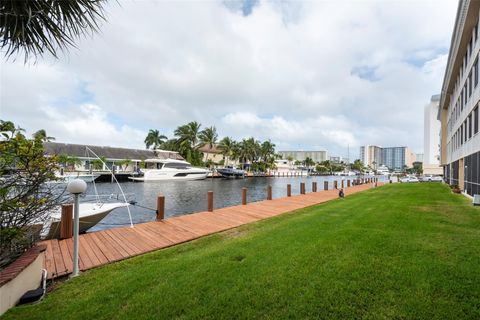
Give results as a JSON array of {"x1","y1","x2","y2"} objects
[{"x1": 41, "y1": 183, "x2": 377, "y2": 279}]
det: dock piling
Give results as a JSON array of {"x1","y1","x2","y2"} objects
[
  {"x1": 341, "y1": 180, "x2": 344, "y2": 189},
  {"x1": 156, "y1": 196, "x2": 165, "y2": 220},
  {"x1": 300, "y1": 182, "x2": 305, "y2": 194},
  {"x1": 324, "y1": 181, "x2": 329, "y2": 190},
  {"x1": 242, "y1": 188, "x2": 247, "y2": 205},
  {"x1": 60, "y1": 204, "x2": 73, "y2": 239},
  {"x1": 208, "y1": 191, "x2": 214, "y2": 212},
  {"x1": 267, "y1": 185, "x2": 272, "y2": 200},
  {"x1": 287, "y1": 184, "x2": 291, "y2": 197},
  {"x1": 312, "y1": 182, "x2": 317, "y2": 192}
]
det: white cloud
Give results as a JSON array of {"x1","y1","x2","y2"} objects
[
  {"x1": 39, "y1": 104, "x2": 145, "y2": 149},
  {"x1": 1, "y1": 0, "x2": 458, "y2": 158}
]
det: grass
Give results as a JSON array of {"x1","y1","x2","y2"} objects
[{"x1": 4, "y1": 183, "x2": 480, "y2": 319}]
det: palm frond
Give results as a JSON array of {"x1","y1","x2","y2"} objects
[{"x1": 0, "y1": 0, "x2": 107, "y2": 61}]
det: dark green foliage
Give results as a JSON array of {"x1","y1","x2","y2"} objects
[
  {"x1": 0, "y1": 120, "x2": 63, "y2": 269},
  {"x1": 1, "y1": 0, "x2": 107, "y2": 61}
]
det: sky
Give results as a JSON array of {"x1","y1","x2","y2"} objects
[{"x1": 0, "y1": 0, "x2": 458, "y2": 160}]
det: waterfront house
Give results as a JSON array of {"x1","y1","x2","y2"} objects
[{"x1": 44, "y1": 142, "x2": 183, "y2": 172}]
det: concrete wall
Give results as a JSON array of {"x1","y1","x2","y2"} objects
[{"x1": 0, "y1": 253, "x2": 44, "y2": 315}]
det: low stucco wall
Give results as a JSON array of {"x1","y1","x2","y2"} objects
[{"x1": 0, "y1": 248, "x2": 45, "y2": 316}]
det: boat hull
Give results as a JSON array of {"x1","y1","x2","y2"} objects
[
  {"x1": 217, "y1": 168, "x2": 247, "y2": 179},
  {"x1": 42, "y1": 202, "x2": 129, "y2": 239},
  {"x1": 128, "y1": 170, "x2": 209, "y2": 181}
]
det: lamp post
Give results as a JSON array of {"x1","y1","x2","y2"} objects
[{"x1": 66, "y1": 179, "x2": 87, "y2": 277}]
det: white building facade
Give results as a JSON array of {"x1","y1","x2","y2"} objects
[
  {"x1": 423, "y1": 95, "x2": 443, "y2": 175},
  {"x1": 440, "y1": 0, "x2": 480, "y2": 196},
  {"x1": 359, "y1": 145, "x2": 382, "y2": 168}
]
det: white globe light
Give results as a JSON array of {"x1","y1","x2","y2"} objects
[{"x1": 67, "y1": 179, "x2": 87, "y2": 194}]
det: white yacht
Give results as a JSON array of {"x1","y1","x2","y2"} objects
[{"x1": 129, "y1": 158, "x2": 209, "y2": 181}]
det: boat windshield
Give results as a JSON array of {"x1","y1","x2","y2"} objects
[
  {"x1": 144, "y1": 162, "x2": 164, "y2": 169},
  {"x1": 163, "y1": 162, "x2": 191, "y2": 169}
]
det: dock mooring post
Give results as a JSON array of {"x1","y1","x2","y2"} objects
[
  {"x1": 300, "y1": 182, "x2": 305, "y2": 194},
  {"x1": 267, "y1": 185, "x2": 272, "y2": 200},
  {"x1": 341, "y1": 180, "x2": 344, "y2": 189},
  {"x1": 324, "y1": 181, "x2": 329, "y2": 190},
  {"x1": 334, "y1": 181, "x2": 338, "y2": 189},
  {"x1": 208, "y1": 191, "x2": 214, "y2": 212},
  {"x1": 242, "y1": 187, "x2": 247, "y2": 205},
  {"x1": 156, "y1": 195, "x2": 165, "y2": 221},
  {"x1": 347, "y1": 180, "x2": 351, "y2": 187},
  {"x1": 60, "y1": 204, "x2": 73, "y2": 239},
  {"x1": 312, "y1": 182, "x2": 317, "y2": 192},
  {"x1": 287, "y1": 184, "x2": 291, "y2": 197}
]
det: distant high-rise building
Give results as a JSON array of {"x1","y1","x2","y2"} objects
[
  {"x1": 424, "y1": 95, "x2": 442, "y2": 174},
  {"x1": 329, "y1": 156, "x2": 343, "y2": 163},
  {"x1": 277, "y1": 150, "x2": 328, "y2": 163},
  {"x1": 415, "y1": 153, "x2": 424, "y2": 163},
  {"x1": 359, "y1": 145, "x2": 382, "y2": 168},
  {"x1": 440, "y1": 0, "x2": 480, "y2": 195},
  {"x1": 381, "y1": 147, "x2": 416, "y2": 171},
  {"x1": 360, "y1": 145, "x2": 416, "y2": 171}
]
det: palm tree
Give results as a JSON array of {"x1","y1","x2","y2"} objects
[
  {"x1": 174, "y1": 121, "x2": 201, "y2": 148},
  {"x1": 0, "y1": 120, "x2": 16, "y2": 138},
  {"x1": 160, "y1": 138, "x2": 180, "y2": 152},
  {"x1": 174, "y1": 121, "x2": 202, "y2": 164},
  {"x1": 218, "y1": 137, "x2": 236, "y2": 166},
  {"x1": 33, "y1": 129, "x2": 55, "y2": 142},
  {"x1": 260, "y1": 140, "x2": 275, "y2": 162},
  {"x1": 1, "y1": 1, "x2": 107, "y2": 61},
  {"x1": 236, "y1": 138, "x2": 260, "y2": 170},
  {"x1": 304, "y1": 157, "x2": 315, "y2": 168},
  {"x1": 199, "y1": 126, "x2": 218, "y2": 162},
  {"x1": 144, "y1": 129, "x2": 167, "y2": 150}
]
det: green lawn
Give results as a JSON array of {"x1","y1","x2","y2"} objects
[{"x1": 5, "y1": 183, "x2": 480, "y2": 319}]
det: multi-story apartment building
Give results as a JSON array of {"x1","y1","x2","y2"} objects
[
  {"x1": 359, "y1": 145, "x2": 382, "y2": 168},
  {"x1": 277, "y1": 151, "x2": 328, "y2": 163},
  {"x1": 359, "y1": 145, "x2": 415, "y2": 171},
  {"x1": 381, "y1": 147, "x2": 416, "y2": 171},
  {"x1": 424, "y1": 95, "x2": 443, "y2": 175},
  {"x1": 440, "y1": 0, "x2": 480, "y2": 196},
  {"x1": 329, "y1": 156, "x2": 343, "y2": 163}
]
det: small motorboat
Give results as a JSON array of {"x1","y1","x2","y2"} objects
[
  {"x1": 53, "y1": 172, "x2": 100, "y2": 183},
  {"x1": 217, "y1": 166, "x2": 247, "y2": 179}
]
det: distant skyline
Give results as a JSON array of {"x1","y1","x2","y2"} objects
[{"x1": 1, "y1": 0, "x2": 457, "y2": 160}]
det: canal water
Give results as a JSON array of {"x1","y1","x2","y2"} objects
[{"x1": 84, "y1": 175, "x2": 385, "y2": 232}]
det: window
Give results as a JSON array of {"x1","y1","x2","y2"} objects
[
  {"x1": 461, "y1": 124, "x2": 464, "y2": 144},
  {"x1": 465, "y1": 84, "x2": 468, "y2": 104},
  {"x1": 475, "y1": 59, "x2": 479, "y2": 87},
  {"x1": 469, "y1": 72, "x2": 473, "y2": 97},
  {"x1": 475, "y1": 106, "x2": 479, "y2": 134},
  {"x1": 469, "y1": 113, "x2": 473, "y2": 139}
]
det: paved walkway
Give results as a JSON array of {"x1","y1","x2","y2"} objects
[{"x1": 41, "y1": 183, "x2": 377, "y2": 279}]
